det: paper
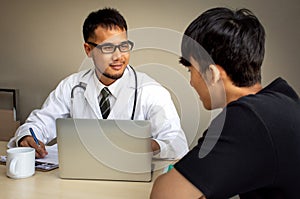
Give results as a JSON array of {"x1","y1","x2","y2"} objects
[
  {"x1": 35, "y1": 144, "x2": 59, "y2": 171},
  {"x1": 0, "y1": 155, "x2": 6, "y2": 164},
  {"x1": 36, "y1": 144, "x2": 58, "y2": 165}
]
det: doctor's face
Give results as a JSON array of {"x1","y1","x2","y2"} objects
[{"x1": 84, "y1": 26, "x2": 130, "y2": 86}]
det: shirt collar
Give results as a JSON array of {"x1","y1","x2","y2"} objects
[{"x1": 93, "y1": 67, "x2": 130, "y2": 99}]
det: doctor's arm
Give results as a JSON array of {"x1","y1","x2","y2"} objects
[
  {"x1": 7, "y1": 76, "x2": 73, "y2": 155},
  {"x1": 12, "y1": 87, "x2": 69, "y2": 158},
  {"x1": 145, "y1": 85, "x2": 189, "y2": 159},
  {"x1": 150, "y1": 168, "x2": 205, "y2": 199}
]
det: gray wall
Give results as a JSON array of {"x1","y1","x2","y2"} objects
[{"x1": 1, "y1": 0, "x2": 299, "y2": 146}]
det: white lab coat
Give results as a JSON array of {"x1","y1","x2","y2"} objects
[{"x1": 8, "y1": 66, "x2": 188, "y2": 159}]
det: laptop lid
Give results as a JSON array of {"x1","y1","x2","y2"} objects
[{"x1": 56, "y1": 118, "x2": 152, "y2": 182}]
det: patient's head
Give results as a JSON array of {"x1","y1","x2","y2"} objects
[{"x1": 180, "y1": 7, "x2": 265, "y2": 87}]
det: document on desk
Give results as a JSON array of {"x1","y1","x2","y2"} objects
[{"x1": 35, "y1": 144, "x2": 59, "y2": 171}]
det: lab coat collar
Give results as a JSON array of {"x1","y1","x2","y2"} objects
[
  {"x1": 77, "y1": 66, "x2": 136, "y2": 119},
  {"x1": 78, "y1": 69, "x2": 102, "y2": 118},
  {"x1": 108, "y1": 67, "x2": 136, "y2": 119}
]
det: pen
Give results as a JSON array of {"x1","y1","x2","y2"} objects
[{"x1": 29, "y1": 127, "x2": 40, "y2": 147}]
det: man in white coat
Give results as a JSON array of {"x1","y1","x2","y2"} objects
[{"x1": 8, "y1": 8, "x2": 188, "y2": 160}]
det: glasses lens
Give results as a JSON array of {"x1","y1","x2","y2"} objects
[
  {"x1": 98, "y1": 41, "x2": 133, "y2": 54},
  {"x1": 101, "y1": 45, "x2": 115, "y2": 53},
  {"x1": 119, "y1": 42, "x2": 131, "y2": 52}
]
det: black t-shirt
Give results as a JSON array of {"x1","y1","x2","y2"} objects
[{"x1": 175, "y1": 78, "x2": 300, "y2": 199}]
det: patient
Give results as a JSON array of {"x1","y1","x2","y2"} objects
[{"x1": 150, "y1": 7, "x2": 300, "y2": 199}]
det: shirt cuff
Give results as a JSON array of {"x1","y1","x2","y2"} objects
[
  {"x1": 153, "y1": 139, "x2": 175, "y2": 159},
  {"x1": 7, "y1": 134, "x2": 29, "y2": 148}
]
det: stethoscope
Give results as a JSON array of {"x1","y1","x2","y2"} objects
[{"x1": 71, "y1": 66, "x2": 138, "y2": 120}]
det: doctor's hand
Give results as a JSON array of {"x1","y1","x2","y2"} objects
[
  {"x1": 151, "y1": 139, "x2": 161, "y2": 155},
  {"x1": 18, "y1": 135, "x2": 48, "y2": 158}
]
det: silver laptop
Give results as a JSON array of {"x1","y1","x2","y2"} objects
[{"x1": 56, "y1": 118, "x2": 152, "y2": 182}]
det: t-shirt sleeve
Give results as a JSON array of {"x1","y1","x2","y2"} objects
[{"x1": 174, "y1": 103, "x2": 277, "y2": 198}]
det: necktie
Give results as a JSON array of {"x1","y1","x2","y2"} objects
[{"x1": 100, "y1": 87, "x2": 110, "y2": 119}]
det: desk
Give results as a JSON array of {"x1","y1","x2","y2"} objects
[{"x1": 0, "y1": 141, "x2": 171, "y2": 199}]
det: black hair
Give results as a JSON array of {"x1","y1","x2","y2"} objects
[
  {"x1": 83, "y1": 7, "x2": 127, "y2": 42},
  {"x1": 180, "y1": 7, "x2": 265, "y2": 87}
]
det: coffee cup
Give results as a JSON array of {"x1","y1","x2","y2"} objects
[{"x1": 6, "y1": 147, "x2": 35, "y2": 179}]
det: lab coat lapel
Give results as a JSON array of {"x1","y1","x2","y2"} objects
[
  {"x1": 83, "y1": 71, "x2": 102, "y2": 118},
  {"x1": 109, "y1": 67, "x2": 136, "y2": 119}
]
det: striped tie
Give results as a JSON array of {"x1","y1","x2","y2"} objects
[{"x1": 100, "y1": 87, "x2": 110, "y2": 119}]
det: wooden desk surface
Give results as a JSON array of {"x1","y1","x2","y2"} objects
[{"x1": 0, "y1": 141, "x2": 171, "y2": 199}]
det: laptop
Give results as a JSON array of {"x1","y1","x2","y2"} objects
[{"x1": 56, "y1": 118, "x2": 152, "y2": 182}]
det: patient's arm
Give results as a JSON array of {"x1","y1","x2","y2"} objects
[{"x1": 150, "y1": 168, "x2": 205, "y2": 199}]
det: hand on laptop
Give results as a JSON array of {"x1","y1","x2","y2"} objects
[{"x1": 18, "y1": 136, "x2": 48, "y2": 158}]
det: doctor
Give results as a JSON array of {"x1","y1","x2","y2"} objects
[{"x1": 8, "y1": 8, "x2": 188, "y2": 159}]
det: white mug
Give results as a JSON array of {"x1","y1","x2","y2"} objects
[{"x1": 6, "y1": 147, "x2": 35, "y2": 179}]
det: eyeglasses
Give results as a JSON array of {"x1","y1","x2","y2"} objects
[{"x1": 87, "y1": 40, "x2": 134, "y2": 54}]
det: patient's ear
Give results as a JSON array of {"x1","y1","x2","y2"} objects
[{"x1": 207, "y1": 64, "x2": 220, "y2": 85}]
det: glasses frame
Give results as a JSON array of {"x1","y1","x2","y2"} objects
[{"x1": 87, "y1": 40, "x2": 134, "y2": 54}]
